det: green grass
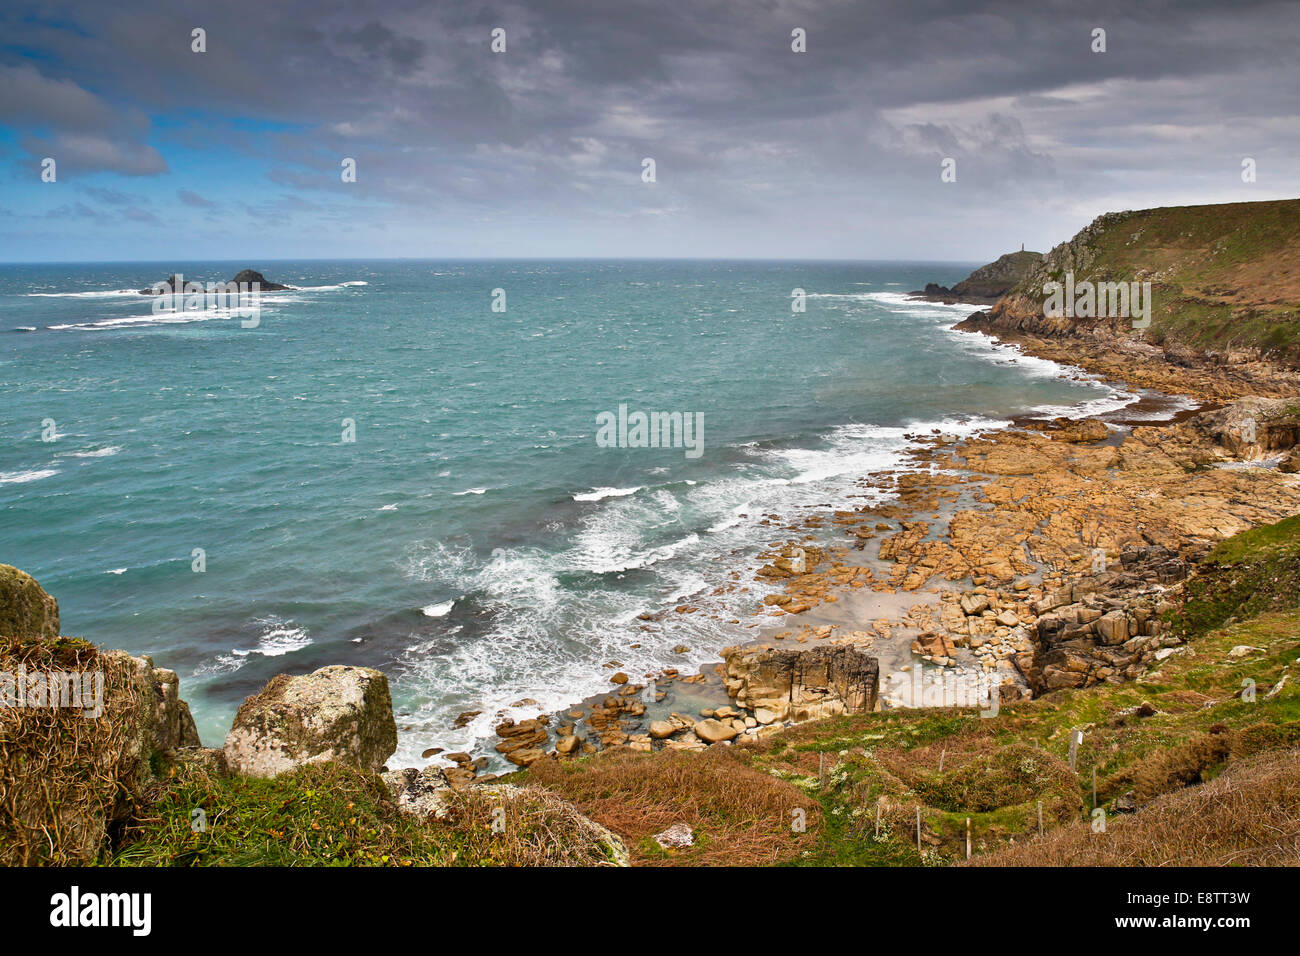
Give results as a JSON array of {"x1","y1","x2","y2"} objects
[
  {"x1": 1008, "y1": 198, "x2": 1300, "y2": 360},
  {"x1": 109, "y1": 762, "x2": 470, "y2": 866},
  {"x1": 746, "y1": 511, "x2": 1300, "y2": 865}
]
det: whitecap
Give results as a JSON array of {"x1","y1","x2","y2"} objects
[
  {"x1": 58, "y1": 446, "x2": 121, "y2": 459},
  {"x1": 572, "y1": 486, "x2": 641, "y2": 502},
  {"x1": 0, "y1": 468, "x2": 58, "y2": 485}
]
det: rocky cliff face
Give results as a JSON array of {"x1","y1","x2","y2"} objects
[{"x1": 912, "y1": 249, "x2": 1043, "y2": 304}]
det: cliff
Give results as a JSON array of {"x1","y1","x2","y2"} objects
[
  {"x1": 911, "y1": 249, "x2": 1043, "y2": 304},
  {"x1": 957, "y1": 198, "x2": 1300, "y2": 398}
]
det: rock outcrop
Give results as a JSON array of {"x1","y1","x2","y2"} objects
[
  {"x1": 910, "y1": 250, "x2": 1043, "y2": 304},
  {"x1": 722, "y1": 643, "x2": 879, "y2": 722},
  {"x1": 139, "y1": 268, "x2": 291, "y2": 295},
  {"x1": 0, "y1": 564, "x2": 60, "y2": 643},
  {"x1": 0, "y1": 565, "x2": 201, "y2": 864},
  {"x1": 223, "y1": 665, "x2": 398, "y2": 777},
  {"x1": 1027, "y1": 546, "x2": 1191, "y2": 694}
]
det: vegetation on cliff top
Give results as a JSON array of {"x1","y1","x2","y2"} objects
[{"x1": 1004, "y1": 198, "x2": 1300, "y2": 360}]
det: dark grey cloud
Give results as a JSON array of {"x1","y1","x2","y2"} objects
[{"x1": 1, "y1": 0, "x2": 1296, "y2": 258}]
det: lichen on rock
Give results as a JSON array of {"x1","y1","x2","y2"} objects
[{"x1": 223, "y1": 664, "x2": 398, "y2": 778}]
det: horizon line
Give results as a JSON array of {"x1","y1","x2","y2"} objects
[{"x1": 0, "y1": 254, "x2": 1001, "y2": 267}]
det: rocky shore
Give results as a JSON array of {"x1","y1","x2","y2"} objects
[{"x1": 432, "y1": 385, "x2": 1300, "y2": 787}]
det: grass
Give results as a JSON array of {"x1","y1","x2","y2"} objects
[
  {"x1": 968, "y1": 749, "x2": 1300, "y2": 866},
  {"x1": 519, "y1": 746, "x2": 819, "y2": 866},
  {"x1": 110, "y1": 760, "x2": 626, "y2": 867},
  {"x1": 1007, "y1": 198, "x2": 1300, "y2": 360}
]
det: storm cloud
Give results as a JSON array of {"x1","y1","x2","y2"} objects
[{"x1": 0, "y1": 0, "x2": 1295, "y2": 260}]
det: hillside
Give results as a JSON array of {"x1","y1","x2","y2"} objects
[
  {"x1": 958, "y1": 199, "x2": 1300, "y2": 399},
  {"x1": 911, "y1": 249, "x2": 1043, "y2": 304}
]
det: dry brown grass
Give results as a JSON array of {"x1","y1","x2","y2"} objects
[
  {"x1": 1106, "y1": 730, "x2": 1231, "y2": 803},
  {"x1": 968, "y1": 748, "x2": 1300, "y2": 866},
  {"x1": 521, "y1": 746, "x2": 819, "y2": 866},
  {"x1": 0, "y1": 642, "x2": 154, "y2": 865}
]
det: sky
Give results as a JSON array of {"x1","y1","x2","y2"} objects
[{"x1": 0, "y1": 0, "x2": 1296, "y2": 263}]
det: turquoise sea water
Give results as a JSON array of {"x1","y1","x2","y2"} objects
[{"x1": 0, "y1": 260, "x2": 1135, "y2": 764}]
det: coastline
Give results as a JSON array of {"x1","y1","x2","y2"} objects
[{"x1": 461, "y1": 319, "x2": 1300, "y2": 782}]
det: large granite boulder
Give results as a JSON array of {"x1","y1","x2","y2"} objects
[
  {"x1": 722, "y1": 644, "x2": 878, "y2": 723},
  {"x1": 224, "y1": 665, "x2": 397, "y2": 778}
]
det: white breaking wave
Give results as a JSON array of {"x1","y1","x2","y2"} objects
[
  {"x1": 24, "y1": 289, "x2": 140, "y2": 299},
  {"x1": 57, "y1": 446, "x2": 121, "y2": 459},
  {"x1": 421, "y1": 600, "x2": 456, "y2": 617},
  {"x1": 572, "y1": 486, "x2": 641, "y2": 502},
  {"x1": 0, "y1": 468, "x2": 58, "y2": 485},
  {"x1": 295, "y1": 280, "x2": 368, "y2": 291},
  {"x1": 199, "y1": 618, "x2": 313, "y2": 676}
]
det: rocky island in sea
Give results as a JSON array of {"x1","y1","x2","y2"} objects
[{"x1": 138, "y1": 269, "x2": 293, "y2": 295}]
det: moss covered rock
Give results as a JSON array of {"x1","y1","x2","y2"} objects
[
  {"x1": 0, "y1": 564, "x2": 59, "y2": 647},
  {"x1": 224, "y1": 665, "x2": 398, "y2": 778}
]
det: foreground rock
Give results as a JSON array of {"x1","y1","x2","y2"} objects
[
  {"x1": 0, "y1": 565, "x2": 201, "y2": 864},
  {"x1": 224, "y1": 665, "x2": 397, "y2": 777},
  {"x1": 722, "y1": 644, "x2": 879, "y2": 722}
]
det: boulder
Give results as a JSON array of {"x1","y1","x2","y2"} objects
[
  {"x1": 1095, "y1": 610, "x2": 1130, "y2": 645},
  {"x1": 0, "y1": 564, "x2": 60, "y2": 644},
  {"x1": 648, "y1": 719, "x2": 678, "y2": 739},
  {"x1": 693, "y1": 718, "x2": 740, "y2": 744},
  {"x1": 223, "y1": 665, "x2": 397, "y2": 778},
  {"x1": 653, "y1": 822, "x2": 695, "y2": 850},
  {"x1": 1046, "y1": 417, "x2": 1109, "y2": 443},
  {"x1": 381, "y1": 765, "x2": 454, "y2": 820},
  {"x1": 722, "y1": 643, "x2": 878, "y2": 723}
]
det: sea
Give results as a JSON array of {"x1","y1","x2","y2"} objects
[{"x1": 0, "y1": 259, "x2": 1142, "y2": 765}]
